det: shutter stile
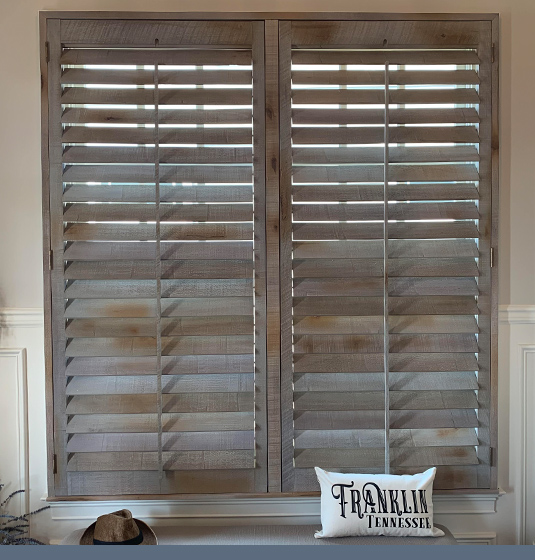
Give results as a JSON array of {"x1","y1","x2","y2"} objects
[
  {"x1": 55, "y1": 23, "x2": 265, "y2": 495},
  {"x1": 281, "y1": 20, "x2": 491, "y2": 491}
]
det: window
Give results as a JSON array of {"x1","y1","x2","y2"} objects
[{"x1": 41, "y1": 13, "x2": 498, "y2": 498}]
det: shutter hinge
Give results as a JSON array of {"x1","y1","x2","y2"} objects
[
  {"x1": 48, "y1": 249, "x2": 53, "y2": 270},
  {"x1": 53, "y1": 454, "x2": 58, "y2": 475},
  {"x1": 45, "y1": 41, "x2": 50, "y2": 63},
  {"x1": 490, "y1": 247, "x2": 495, "y2": 268},
  {"x1": 490, "y1": 447, "x2": 496, "y2": 467},
  {"x1": 491, "y1": 43, "x2": 495, "y2": 64}
]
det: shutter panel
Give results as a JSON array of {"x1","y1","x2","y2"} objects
[
  {"x1": 280, "y1": 19, "x2": 494, "y2": 491},
  {"x1": 48, "y1": 20, "x2": 267, "y2": 496}
]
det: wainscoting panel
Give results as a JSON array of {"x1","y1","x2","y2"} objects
[
  {"x1": 3, "y1": 305, "x2": 532, "y2": 544},
  {"x1": 0, "y1": 349, "x2": 29, "y2": 516},
  {"x1": 521, "y1": 346, "x2": 535, "y2": 545}
]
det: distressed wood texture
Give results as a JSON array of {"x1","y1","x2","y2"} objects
[
  {"x1": 46, "y1": 19, "x2": 267, "y2": 497},
  {"x1": 279, "y1": 18, "x2": 496, "y2": 491},
  {"x1": 43, "y1": 13, "x2": 497, "y2": 499}
]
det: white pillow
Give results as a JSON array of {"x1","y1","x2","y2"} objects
[{"x1": 314, "y1": 467, "x2": 444, "y2": 538}]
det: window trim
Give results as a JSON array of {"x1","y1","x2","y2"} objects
[{"x1": 40, "y1": 11, "x2": 499, "y2": 500}]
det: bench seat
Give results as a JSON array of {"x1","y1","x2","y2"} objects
[{"x1": 60, "y1": 524, "x2": 457, "y2": 545}]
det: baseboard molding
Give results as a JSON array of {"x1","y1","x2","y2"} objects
[{"x1": 48, "y1": 531, "x2": 497, "y2": 546}]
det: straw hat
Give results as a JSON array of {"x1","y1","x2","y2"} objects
[{"x1": 80, "y1": 509, "x2": 157, "y2": 545}]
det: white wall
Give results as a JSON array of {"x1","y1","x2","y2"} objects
[{"x1": 0, "y1": 0, "x2": 534, "y2": 545}]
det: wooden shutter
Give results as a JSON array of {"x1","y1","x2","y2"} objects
[
  {"x1": 279, "y1": 19, "x2": 496, "y2": 491},
  {"x1": 46, "y1": 19, "x2": 267, "y2": 496}
]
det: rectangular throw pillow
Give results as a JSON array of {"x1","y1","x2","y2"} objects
[{"x1": 315, "y1": 467, "x2": 444, "y2": 538}]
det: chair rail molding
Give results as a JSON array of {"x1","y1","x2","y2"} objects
[
  {"x1": 1, "y1": 304, "x2": 528, "y2": 327},
  {"x1": 0, "y1": 308, "x2": 44, "y2": 328},
  {"x1": 499, "y1": 305, "x2": 535, "y2": 324}
]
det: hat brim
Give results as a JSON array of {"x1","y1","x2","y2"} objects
[{"x1": 80, "y1": 519, "x2": 157, "y2": 545}]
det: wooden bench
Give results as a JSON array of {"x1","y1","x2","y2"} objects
[{"x1": 60, "y1": 524, "x2": 458, "y2": 545}]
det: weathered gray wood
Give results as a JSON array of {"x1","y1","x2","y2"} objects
[
  {"x1": 293, "y1": 222, "x2": 480, "y2": 240},
  {"x1": 61, "y1": 48, "x2": 252, "y2": 65},
  {"x1": 293, "y1": 296, "x2": 479, "y2": 316},
  {"x1": 292, "y1": 69, "x2": 480, "y2": 86},
  {"x1": 63, "y1": 165, "x2": 253, "y2": 185},
  {"x1": 65, "y1": 336, "x2": 157, "y2": 357},
  {"x1": 279, "y1": 21, "x2": 295, "y2": 493},
  {"x1": 292, "y1": 465, "x2": 481, "y2": 491},
  {"x1": 293, "y1": 201, "x2": 479, "y2": 221},
  {"x1": 293, "y1": 390, "x2": 478, "y2": 411},
  {"x1": 65, "y1": 373, "x2": 254, "y2": 394},
  {"x1": 62, "y1": 126, "x2": 252, "y2": 145},
  {"x1": 66, "y1": 412, "x2": 254, "y2": 433},
  {"x1": 47, "y1": 18, "x2": 71, "y2": 496},
  {"x1": 60, "y1": 20, "x2": 255, "y2": 47},
  {"x1": 294, "y1": 427, "x2": 479, "y2": 449},
  {"x1": 294, "y1": 409, "x2": 479, "y2": 431},
  {"x1": 63, "y1": 108, "x2": 252, "y2": 125},
  {"x1": 65, "y1": 223, "x2": 253, "y2": 242},
  {"x1": 64, "y1": 241, "x2": 253, "y2": 261},
  {"x1": 264, "y1": 20, "x2": 282, "y2": 493},
  {"x1": 294, "y1": 371, "x2": 478, "y2": 392},
  {"x1": 161, "y1": 298, "x2": 253, "y2": 317},
  {"x1": 293, "y1": 239, "x2": 479, "y2": 259},
  {"x1": 64, "y1": 202, "x2": 253, "y2": 223},
  {"x1": 292, "y1": 87, "x2": 480, "y2": 105},
  {"x1": 293, "y1": 258, "x2": 479, "y2": 278},
  {"x1": 292, "y1": 108, "x2": 480, "y2": 125},
  {"x1": 63, "y1": 147, "x2": 253, "y2": 166},
  {"x1": 293, "y1": 164, "x2": 479, "y2": 184},
  {"x1": 293, "y1": 315, "x2": 478, "y2": 335},
  {"x1": 293, "y1": 147, "x2": 480, "y2": 165},
  {"x1": 45, "y1": 18, "x2": 67, "y2": 497},
  {"x1": 63, "y1": 68, "x2": 252, "y2": 86},
  {"x1": 67, "y1": 450, "x2": 254, "y2": 471},
  {"x1": 160, "y1": 355, "x2": 254, "y2": 375},
  {"x1": 67, "y1": 470, "x2": 256, "y2": 495},
  {"x1": 293, "y1": 353, "x2": 478, "y2": 373},
  {"x1": 292, "y1": 49, "x2": 480, "y2": 65},
  {"x1": 161, "y1": 335, "x2": 254, "y2": 356},
  {"x1": 290, "y1": 20, "x2": 486, "y2": 48},
  {"x1": 66, "y1": 393, "x2": 254, "y2": 414},
  {"x1": 62, "y1": 87, "x2": 254, "y2": 106},
  {"x1": 293, "y1": 333, "x2": 477, "y2": 354},
  {"x1": 67, "y1": 431, "x2": 255, "y2": 452},
  {"x1": 292, "y1": 126, "x2": 480, "y2": 145},
  {"x1": 294, "y1": 446, "x2": 479, "y2": 468}
]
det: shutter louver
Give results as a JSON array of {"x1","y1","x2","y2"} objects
[
  {"x1": 49, "y1": 20, "x2": 267, "y2": 496},
  {"x1": 280, "y1": 20, "x2": 493, "y2": 491}
]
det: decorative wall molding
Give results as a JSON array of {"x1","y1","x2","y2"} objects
[
  {"x1": 453, "y1": 532, "x2": 497, "y2": 545},
  {"x1": 0, "y1": 308, "x2": 44, "y2": 328},
  {"x1": 519, "y1": 345, "x2": 535, "y2": 545},
  {"x1": 499, "y1": 305, "x2": 535, "y2": 324},
  {"x1": 0, "y1": 349, "x2": 30, "y2": 515},
  {"x1": 46, "y1": 493, "x2": 501, "y2": 523}
]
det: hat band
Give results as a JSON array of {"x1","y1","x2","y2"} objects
[{"x1": 93, "y1": 530, "x2": 144, "y2": 546}]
